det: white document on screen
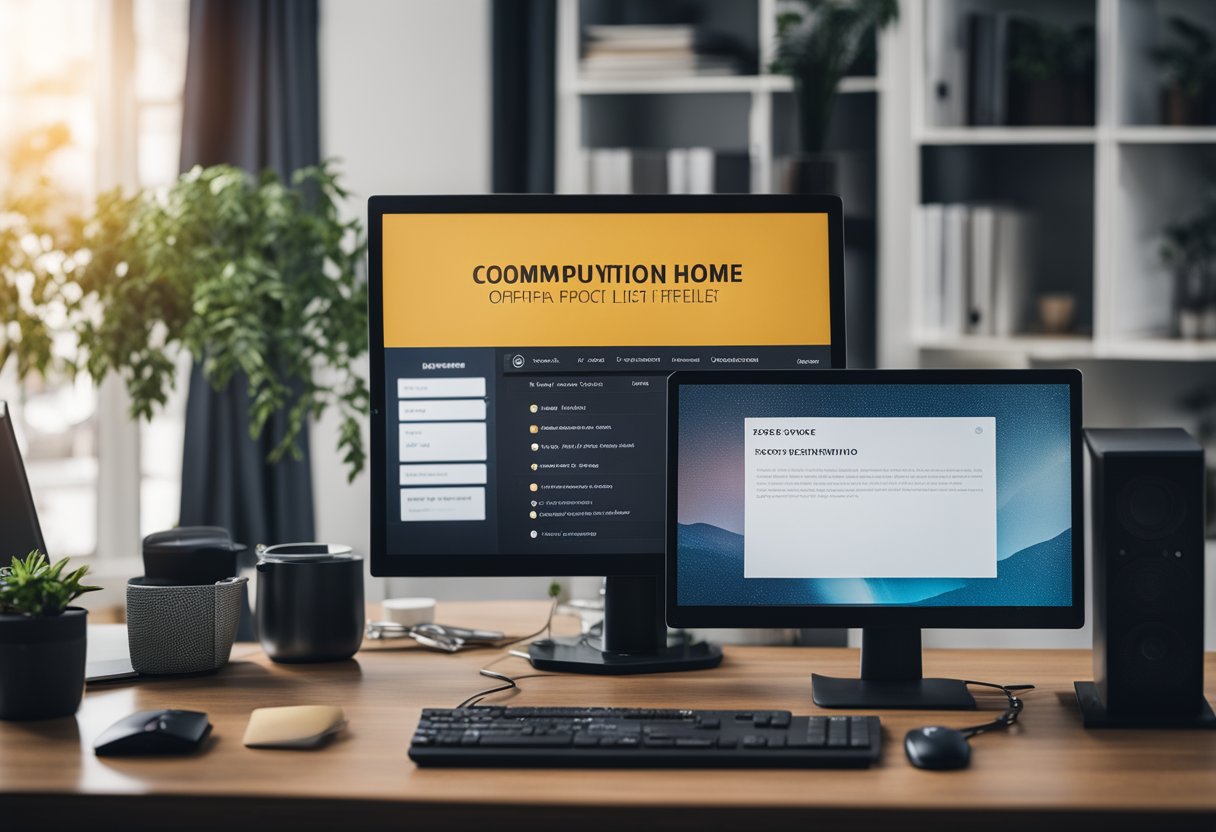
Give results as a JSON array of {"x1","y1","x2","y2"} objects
[{"x1": 744, "y1": 417, "x2": 997, "y2": 579}]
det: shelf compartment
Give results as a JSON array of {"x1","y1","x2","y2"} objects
[
  {"x1": 922, "y1": 0, "x2": 1098, "y2": 131},
  {"x1": 1118, "y1": 0, "x2": 1216, "y2": 127},
  {"x1": 920, "y1": 143, "x2": 1095, "y2": 338},
  {"x1": 1111, "y1": 143, "x2": 1216, "y2": 341}
]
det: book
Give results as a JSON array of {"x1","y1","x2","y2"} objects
[
  {"x1": 966, "y1": 12, "x2": 1010, "y2": 126},
  {"x1": 942, "y1": 204, "x2": 970, "y2": 336},
  {"x1": 587, "y1": 148, "x2": 633, "y2": 194},
  {"x1": 630, "y1": 150, "x2": 668, "y2": 194},
  {"x1": 969, "y1": 205, "x2": 997, "y2": 335},
  {"x1": 580, "y1": 23, "x2": 740, "y2": 79},
  {"x1": 920, "y1": 204, "x2": 945, "y2": 334},
  {"x1": 992, "y1": 210, "x2": 1032, "y2": 337},
  {"x1": 666, "y1": 148, "x2": 689, "y2": 194},
  {"x1": 927, "y1": 10, "x2": 970, "y2": 125},
  {"x1": 687, "y1": 147, "x2": 715, "y2": 194}
]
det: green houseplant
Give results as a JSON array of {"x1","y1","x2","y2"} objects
[
  {"x1": 771, "y1": 0, "x2": 898, "y2": 191},
  {"x1": 1005, "y1": 19, "x2": 1096, "y2": 126},
  {"x1": 1161, "y1": 196, "x2": 1216, "y2": 339},
  {"x1": 0, "y1": 550, "x2": 99, "y2": 720},
  {"x1": 0, "y1": 161, "x2": 368, "y2": 481},
  {"x1": 1150, "y1": 16, "x2": 1216, "y2": 126}
]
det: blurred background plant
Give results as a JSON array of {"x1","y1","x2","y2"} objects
[
  {"x1": 0, "y1": 161, "x2": 369, "y2": 480},
  {"x1": 1150, "y1": 16, "x2": 1216, "y2": 126},
  {"x1": 1161, "y1": 193, "x2": 1216, "y2": 340},
  {"x1": 771, "y1": 0, "x2": 899, "y2": 155}
]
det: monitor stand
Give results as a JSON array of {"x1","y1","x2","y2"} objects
[
  {"x1": 811, "y1": 627, "x2": 976, "y2": 710},
  {"x1": 528, "y1": 575, "x2": 722, "y2": 675}
]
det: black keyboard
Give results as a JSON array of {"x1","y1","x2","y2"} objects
[{"x1": 409, "y1": 707, "x2": 882, "y2": 768}]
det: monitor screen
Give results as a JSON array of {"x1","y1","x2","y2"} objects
[
  {"x1": 0, "y1": 402, "x2": 47, "y2": 561},
  {"x1": 668, "y1": 373, "x2": 1082, "y2": 617},
  {"x1": 369, "y1": 197, "x2": 843, "y2": 576}
]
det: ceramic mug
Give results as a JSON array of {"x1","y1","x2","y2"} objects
[{"x1": 255, "y1": 543, "x2": 364, "y2": 663}]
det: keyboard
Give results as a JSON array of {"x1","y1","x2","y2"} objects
[{"x1": 409, "y1": 707, "x2": 882, "y2": 768}]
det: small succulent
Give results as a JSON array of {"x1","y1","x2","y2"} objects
[{"x1": 0, "y1": 550, "x2": 100, "y2": 616}]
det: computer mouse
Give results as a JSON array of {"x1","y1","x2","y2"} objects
[
  {"x1": 94, "y1": 709, "x2": 212, "y2": 757},
  {"x1": 904, "y1": 725, "x2": 971, "y2": 771}
]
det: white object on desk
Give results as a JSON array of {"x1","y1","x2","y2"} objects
[
  {"x1": 85, "y1": 623, "x2": 136, "y2": 682},
  {"x1": 382, "y1": 597, "x2": 436, "y2": 627}
]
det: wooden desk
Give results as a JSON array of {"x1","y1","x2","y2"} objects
[{"x1": 2, "y1": 601, "x2": 1214, "y2": 831}]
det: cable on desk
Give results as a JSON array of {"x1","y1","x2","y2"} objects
[{"x1": 456, "y1": 599, "x2": 559, "y2": 708}]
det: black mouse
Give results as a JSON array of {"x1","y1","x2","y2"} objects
[
  {"x1": 94, "y1": 709, "x2": 212, "y2": 757},
  {"x1": 904, "y1": 725, "x2": 971, "y2": 770}
]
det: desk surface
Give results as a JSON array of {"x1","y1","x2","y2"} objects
[{"x1": 3, "y1": 601, "x2": 1215, "y2": 831}]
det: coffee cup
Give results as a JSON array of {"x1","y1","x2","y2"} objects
[{"x1": 255, "y1": 543, "x2": 364, "y2": 663}]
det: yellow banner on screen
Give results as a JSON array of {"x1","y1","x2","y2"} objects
[{"x1": 381, "y1": 212, "x2": 830, "y2": 348}]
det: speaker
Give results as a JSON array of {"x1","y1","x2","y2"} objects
[{"x1": 1076, "y1": 428, "x2": 1212, "y2": 727}]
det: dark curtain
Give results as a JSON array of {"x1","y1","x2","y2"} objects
[
  {"x1": 178, "y1": 0, "x2": 320, "y2": 635},
  {"x1": 492, "y1": 0, "x2": 556, "y2": 193}
]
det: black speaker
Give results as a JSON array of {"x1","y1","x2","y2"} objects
[{"x1": 1075, "y1": 428, "x2": 1213, "y2": 728}]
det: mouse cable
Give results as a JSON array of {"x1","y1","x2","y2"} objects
[{"x1": 455, "y1": 598, "x2": 559, "y2": 708}]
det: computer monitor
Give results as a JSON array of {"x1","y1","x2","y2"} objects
[
  {"x1": 667, "y1": 369, "x2": 1083, "y2": 707},
  {"x1": 0, "y1": 401, "x2": 48, "y2": 560},
  {"x1": 368, "y1": 195, "x2": 845, "y2": 673}
]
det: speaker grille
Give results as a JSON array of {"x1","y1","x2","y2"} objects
[
  {"x1": 1117, "y1": 622, "x2": 1190, "y2": 691},
  {"x1": 1117, "y1": 477, "x2": 1185, "y2": 540}
]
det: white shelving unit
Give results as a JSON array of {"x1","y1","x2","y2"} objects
[
  {"x1": 555, "y1": 0, "x2": 883, "y2": 197},
  {"x1": 880, "y1": 0, "x2": 1216, "y2": 367}
]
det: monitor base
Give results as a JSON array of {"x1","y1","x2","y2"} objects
[
  {"x1": 1073, "y1": 681, "x2": 1216, "y2": 729},
  {"x1": 811, "y1": 674, "x2": 977, "y2": 710},
  {"x1": 528, "y1": 636, "x2": 722, "y2": 675}
]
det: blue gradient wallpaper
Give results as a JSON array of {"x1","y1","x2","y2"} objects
[{"x1": 675, "y1": 383, "x2": 1073, "y2": 606}]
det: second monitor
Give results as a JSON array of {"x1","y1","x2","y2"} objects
[{"x1": 667, "y1": 369, "x2": 1083, "y2": 707}]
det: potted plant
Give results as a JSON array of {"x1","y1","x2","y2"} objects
[
  {"x1": 1150, "y1": 16, "x2": 1216, "y2": 126},
  {"x1": 1005, "y1": 19, "x2": 1096, "y2": 126},
  {"x1": 0, "y1": 161, "x2": 368, "y2": 481},
  {"x1": 771, "y1": 0, "x2": 899, "y2": 193},
  {"x1": 0, "y1": 551, "x2": 99, "y2": 720},
  {"x1": 1161, "y1": 196, "x2": 1216, "y2": 340}
]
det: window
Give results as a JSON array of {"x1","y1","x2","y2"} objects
[{"x1": 0, "y1": 0, "x2": 189, "y2": 558}]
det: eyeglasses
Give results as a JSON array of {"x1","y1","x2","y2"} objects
[{"x1": 958, "y1": 681, "x2": 1034, "y2": 738}]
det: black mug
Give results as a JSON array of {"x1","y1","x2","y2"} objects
[{"x1": 255, "y1": 543, "x2": 364, "y2": 663}]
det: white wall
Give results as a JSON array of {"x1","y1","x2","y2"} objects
[{"x1": 313, "y1": 0, "x2": 577, "y2": 603}]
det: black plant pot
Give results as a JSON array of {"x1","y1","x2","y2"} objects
[{"x1": 0, "y1": 607, "x2": 87, "y2": 720}]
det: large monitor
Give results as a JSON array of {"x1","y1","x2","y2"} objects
[
  {"x1": 667, "y1": 369, "x2": 1083, "y2": 707},
  {"x1": 368, "y1": 195, "x2": 845, "y2": 672}
]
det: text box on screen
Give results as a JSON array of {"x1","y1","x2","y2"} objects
[{"x1": 744, "y1": 416, "x2": 997, "y2": 579}]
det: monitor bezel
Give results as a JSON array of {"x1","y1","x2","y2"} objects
[
  {"x1": 665, "y1": 368, "x2": 1085, "y2": 628},
  {"x1": 368, "y1": 194, "x2": 846, "y2": 577}
]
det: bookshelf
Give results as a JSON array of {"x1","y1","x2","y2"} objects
[
  {"x1": 881, "y1": 0, "x2": 1216, "y2": 366},
  {"x1": 556, "y1": 0, "x2": 883, "y2": 196},
  {"x1": 555, "y1": 0, "x2": 884, "y2": 364}
]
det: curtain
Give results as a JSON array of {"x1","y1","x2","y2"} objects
[
  {"x1": 492, "y1": 0, "x2": 556, "y2": 193},
  {"x1": 178, "y1": 0, "x2": 321, "y2": 637}
]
